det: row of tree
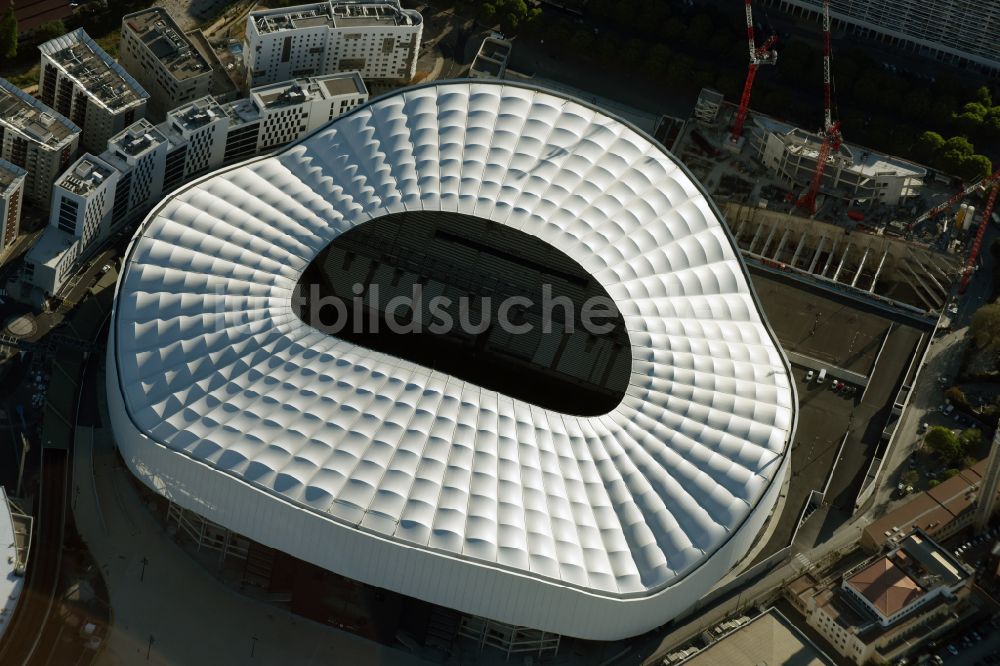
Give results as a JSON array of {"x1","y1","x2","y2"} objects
[
  {"x1": 477, "y1": 0, "x2": 541, "y2": 37},
  {"x1": 912, "y1": 131, "x2": 993, "y2": 183},
  {"x1": 1, "y1": 8, "x2": 16, "y2": 60}
]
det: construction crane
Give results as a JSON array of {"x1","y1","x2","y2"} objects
[
  {"x1": 958, "y1": 179, "x2": 1000, "y2": 293},
  {"x1": 910, "y1": 167, "x2": 1000, "y2": 230},
  {"x1": 796, "y1": 0, "x2": 841, "y2": 214},
  {"x1": 729, "y1": 0, "x2": 777, "y2": 143}
]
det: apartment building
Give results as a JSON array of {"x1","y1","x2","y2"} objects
[
  {"x1": 0, "y1": 159, "x2": 26, "y2": 258},
  {"x1": 24, "y1": 154, "x2": 119, "y2": 295},
  {"x1": 18, "y1": 74, "x2": 368, "y2": 299},
  {"x1": 39, "y1": 29, "x2": 149, "y2": 154},
  {"x1": 764, "y1": 0, "x2": 1000, "y2": 75},
  {"x1": 159, "y1": 96, "x2": 229, "y2": 193},
  {"x1": 119, "y1": 8, "x2": 215, "y2": 120},
  {"x1": 101, "y1": 119, "x2": 169, "y2": 226},
  {"x1": 244, "y1": 1, "x2": 422, "y2": 86},
  {"x1": 748, "y1": 115, "x2": 925, "y2": 208},
  {"x1": 0, "y1": 77, "x2": 81, "y2": 208}
]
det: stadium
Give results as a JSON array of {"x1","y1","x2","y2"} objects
[{"x1": 106, "y1": 81, "x2": 796, "y2": 642}]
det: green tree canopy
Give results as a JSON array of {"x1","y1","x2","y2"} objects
[
  {"x1": 925, "y1": 426, "x2": 961, "y2": 460},
  {"x1": 970, "y1": 302, "x2": 1000, "y2": 349},
  {"x1": 959, "y1": 427, "x2": 983, "y2": 451},
  {"x1": 913, "y1": 131, "x2": 945, "y2": 164},
  {"x1": 959, "y1": 154, "x2": 993, "y2": 182},
  {"x1": 0, "y1": 7, "x2": 17, "y2": 60}
]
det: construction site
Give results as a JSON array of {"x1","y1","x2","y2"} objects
[
  {"x1": 655, "y1": 0, "x2": 1000, "y2": 324},
  {"x1": 643, "y1": 0, "x2": 1000, "y2": 577}
]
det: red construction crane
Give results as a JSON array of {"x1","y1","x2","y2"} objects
[
  {"x1": 959, "y1": 180, "x2": 1000, "y2": 293},
  {"x1": 730, "y1": 0, "x2": 777, "y2": 143},
  {"x1": 796, "y1": 0, "x2": 842, "y2": 214},
  {"x1": 910, "y1": 167, "x2": 1000, "y2": 230}
]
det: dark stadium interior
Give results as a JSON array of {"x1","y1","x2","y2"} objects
[{"x1": 296, "y1": 211, "x2": 632, "y2": 416}]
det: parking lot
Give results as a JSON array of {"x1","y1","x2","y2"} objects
[{"x1": 747, "y1": 271, "x2": 929, "y2": 558}]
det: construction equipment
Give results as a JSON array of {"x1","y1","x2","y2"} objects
[
  {"x1": 796, "y1": 0, "x2": 841, "y2": 214},
  {"x1": 730, "y1": 0, "x2": 777, "y2": 143},
  {"x1": 910, "y1": 167, "x2": 1000, "y2": 230},
  {"x1": 958, "y1": 180, "x2": 1000, "y2": 293}
]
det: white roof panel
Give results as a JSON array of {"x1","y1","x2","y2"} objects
[{"x1": 109, "y1": 81, "x2": 794, "y2": 638}]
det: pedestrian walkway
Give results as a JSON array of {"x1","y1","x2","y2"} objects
[{"x1": 73, "y1": 416, "x2": 431, "y2": 666}]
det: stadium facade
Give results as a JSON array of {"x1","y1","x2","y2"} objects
[{"x1": 107, "y1": 81, "x2": 796, "y2": 640}]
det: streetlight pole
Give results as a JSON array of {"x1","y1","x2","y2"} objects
[{"x1": 15, "y1": 432, "x2": 29, "y2": 498}]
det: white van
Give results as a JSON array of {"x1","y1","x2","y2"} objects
[{"x1": 817, "y1": 369, "x2": 827, "y2": 384}]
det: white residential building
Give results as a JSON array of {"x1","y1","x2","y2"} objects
[
  {"x1": 100, "y1": 119, "x2": 169, "y2": 227},
  {"x1": 0, "y1": 77, "x2": 81, "y2": 208},
  {"x1": 24, "y1": 154, "x2": 119, "y2": 295},
  {"x1": 38, "y1": 28, "x2": 149, "y2": 154},
  {"x1": 19, "y1": 74, "x2": 367, "y2": 299},
  {"x1": 159, "y1": 96, "x2": 229, "y2": 193},
  {"x1": 120, "y1": 8, "x2": 215, "y2": 120},
  {"x1": 764, "y1": 0, "x2": 1000, "y2": 74},
  {"x1": 244, "y1": 1, "x2": 422, "y2": 87},
  {"x1": 748, "y1": 115, "x2": 926, "y2": 208},
  {"x1": 0, "y1": 159, "x2": 26, "y2": 258}
]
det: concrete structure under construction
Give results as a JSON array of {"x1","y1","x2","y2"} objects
[
  {"x1": 0, "y1": 160, "x2": 26, "y2": 258},
  {"x1": 244, "y1": 0, "x2": 422, "y2": 87},
  {"x1": 39, "y1": 29, "x2": 149, "y2": 154},
  {"x1": 787, "y1": 531, "x2": 972, "y2": 664},
  {"x1": 748, "y1": 116, "x2": 925, "y2": 209},
  {"x1": 723, "y1": 203, "x2": 962, "y2": 317},
  {"x1": 119, "y1": 8, "x2": 215, "y2": 120},
  {"x1": 764, "y1": 0, "x2": 1000, "y2": 75},
  {"x1": 0, "y1": 78, "x2": 81, "y2": 208}
]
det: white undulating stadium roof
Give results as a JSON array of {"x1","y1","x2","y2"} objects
[{"x1": 108, "y1": 81, "x2": 795, "y2": 640}]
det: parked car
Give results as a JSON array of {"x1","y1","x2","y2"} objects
[
  {"x1": 944, "y1": 404, "x2": 956, "y2": 416},
  {"x1": 805, "y1": 370, "x2": 814, "y2": 382},
  {"x1": 947, "y1": 644, "x2": 959, "y2": 656},
  {"x1": 918, "y1": 422, "x2": 928, "y2": 434}
]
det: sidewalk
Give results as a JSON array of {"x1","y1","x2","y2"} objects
[{"x1": 73, "y1": 368, "x2": 431, "y2": 666}]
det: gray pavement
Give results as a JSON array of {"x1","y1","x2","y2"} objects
[{"x1": 73, "y1": 367, "x2": 430, "y2": 666}]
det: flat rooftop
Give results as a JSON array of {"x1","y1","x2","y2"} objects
[
  {"x1": 40, "y1": 29, "x2": 147, "y2": 112},
  {"x1": 107, "y1": 119, "x2": 168, "y2": 158},
  {"x1": 252, "y1": 1, "x2": 420, "y2": 34},
  {"x1": 681, "y1": 609, "x2": 835, "y2": 666},
  {"x1": 251, "y1": 72, "x2": 366, "y2": 109},
  {"x1": 0, "y1": 159, "x2": 26, "y2": 194},
  {"x1": 58, "y1": 156, "x2": 115, "y2": 196},
  {"x1": 26, "y1": 225, "x2": 79, "y2": 269},
  {"x1": 165, "y1": 96, "x2": 226, "y2": 134},
  {"x1": 123, "y1": 8, "x2": 212, "y2": 82},
  {"x1": 0, "y1": 78, "x2": 78, "y2": 148}
]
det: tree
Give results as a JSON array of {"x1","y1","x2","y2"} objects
[
  {"x1": 929, "y1": 479, "x2": 940, "y2": 488},
  {"x1": 0, "y1": 7, "x2": 16, "y2": 60},
  {"x1": 943, "y1": 468, "x2": 960, "y2": 479},
  {"x1": 959, "y1": 427, "x2": 983, "y2": 451},
  {"x1": 943, "y1": 135, "x2": 974, "y2": 156},
  {"x1": 925, "y1": 426, "x2": 961, "y2": 460},
  {"x1": 945, "y1": 386, "x2": 970, "y2": 411},
  {"x1": 478, "y1": 3, "x2": 496, "y2": 25},
  {"x1": 975, "y1": 85, "x2": 993, "y2": 107},
  {"x1": 901, "y1": 470, "x2": 919, "y2": 486},
  {"x1": 959, "y1": 154, "x2": 993, "y2": 182},
  {"x1": 913, "y1": 131, "x2": 945, "y2": 164},
  {"x1": 970, "y1": 302, "x2": 1000, "y2": 349},
  {"x1": 33, "y1": 20, "x2": 64, "y2": 42}
]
